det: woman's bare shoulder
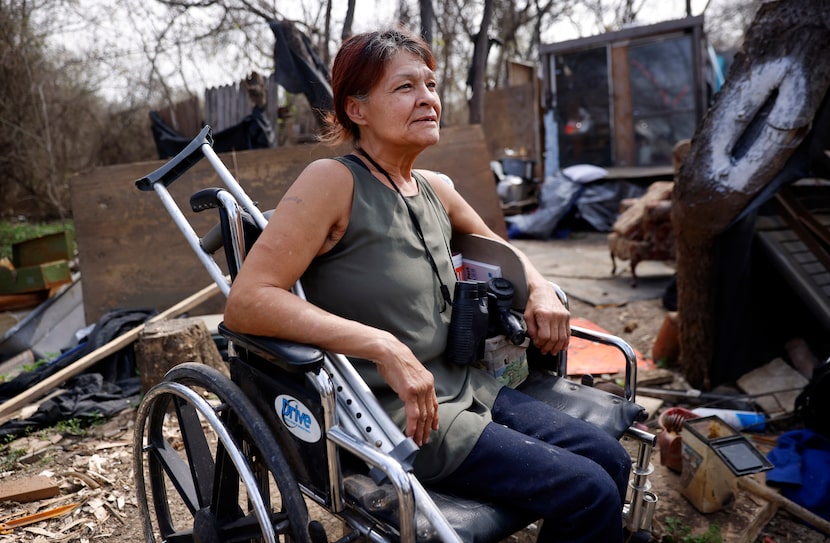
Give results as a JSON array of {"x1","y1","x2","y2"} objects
[{"x1": 298, "y1": 157, "x2": 352, "y2": 181}]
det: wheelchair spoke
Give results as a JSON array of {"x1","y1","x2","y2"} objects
[
  {"x1": 135, "y1": 364, "x2": 313, "y2": 543},
  {"x1": 175, "y1": 395, "x2": 216, "y2": 508},
  {"x1": 147, "y1": 435, "x2": 201, "y2": 515},
  {"x1": 211, "y1": 438, "x2": 243, "y2": 521},
  {"x1": 156, "y1": 529, "x2": 194, "y2": 543}
]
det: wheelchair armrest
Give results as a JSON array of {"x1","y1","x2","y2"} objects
[
  {"x1": 541, "y1": 281, "x2": 640, "y2": 403},
  {"x1": 218, "y1": 322, "x2": 325, "y2": 373}
]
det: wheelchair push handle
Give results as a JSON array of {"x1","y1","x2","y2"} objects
[{"x1": 135, "y1": 125, "x2": 213, "y2": 191}]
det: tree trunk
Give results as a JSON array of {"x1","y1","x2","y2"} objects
[
  {"x1": 468, "y1": 0, "x2": 494, "y2": 125},
  {"x1": 135, "y1": 317, "x2": 225, "y2": 393},
  {"x1": 419, "y1": 0, "x2": 434, "y2": 47},
  {"x1": 672, "y1": 0, "x2": 830, "y2": 388},
  {"x1": 341, "y1": 0, "x2": 355, "y2": 40}
]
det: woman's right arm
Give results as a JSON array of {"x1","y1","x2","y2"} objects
[
  {"x1": 223, "y1": 159, "x2": 439, "y2": 445},
  {"x1": 224, "y1": 158, "x2": 355, "y2": 343}
]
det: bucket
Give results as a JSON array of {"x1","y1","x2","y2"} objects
[{"x1": 500, "y1": 157, "x2": 534, "y2": 179}]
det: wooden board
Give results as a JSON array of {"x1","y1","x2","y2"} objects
[
  {"x1": 736, "y1": 357, "x2": 809, "y2": 417},
  {"x1": 71, "y1": 125, "x2": 505, "y2": 323},
  {"x1": 483, "y1": 82, "x2": 540, "y2": 177},
  {"x1": 610, "y1": 43, "x2": 634, "y2": 168}
]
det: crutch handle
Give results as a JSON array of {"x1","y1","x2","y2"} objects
[{"x1": 135, "y1": 125, "x2": 213, "y2": 191}]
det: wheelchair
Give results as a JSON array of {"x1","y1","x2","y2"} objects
[{"x1": 132, "y1": 126, "x2": 659, "y2": 543}]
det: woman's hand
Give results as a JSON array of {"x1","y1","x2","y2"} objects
[
  {"x1": 523, "y1": 282, "x2": 570, "y2": 355},
  {"x1": 374, "y1": 335, "x2": 440, "y2": 446}
]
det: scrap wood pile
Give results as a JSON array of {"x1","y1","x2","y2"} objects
[
  {"x1": 0, "y1": 232, "x2": 229, "y2": 540},
  {"x1": 607, "y1": 140, "x2": 690, "y2": 287},
  {"x1": 0, "y1": 408, "x2": 136, "y2": 542},
  {"x1": 0, "y1": 231, "x2": 75, "y2": 313}
]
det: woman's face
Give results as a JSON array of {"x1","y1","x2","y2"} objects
[{"x1": 350, "y1": 51, "x2": 441, "y2": 150}]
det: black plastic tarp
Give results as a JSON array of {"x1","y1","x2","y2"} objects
[
  {"x1": 150, "y1": 106, "x2": 276, "y2": 160},
  {"x1": 268, "y1": 19, "x2": 333, "y2": 113}
]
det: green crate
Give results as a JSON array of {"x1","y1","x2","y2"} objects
[
  {"x1": 12, "y1": 231, "x2": 75, "y2": 268},
  {"x1": 0, "y1": 260, "x2": 72, "y2": 294}
]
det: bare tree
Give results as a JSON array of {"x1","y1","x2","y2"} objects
[
  {"x1": 673, "y1": 1, "x2": 830, "y2": 387},
  {"x1": 0, "y1": 0, "x2": 149, "y2": 220},
  {"x1": 341, "y1": 0, "x2": 355, "y2": 40},
  {"x1": 487, "y1": 0, "x2": 575, "y2": 86},
  {"x1": 561, "y1": 0, "x2": 647, "y2": 34},
  {"x1": 419, "y1": 0, "x2": 435, "y2": 46},
  {"x1": 322, "y1": 0, "x2": 333, "y2": 66},
  {"x1": 468, "y1": 0, "x2": 495, "y2": 124},
  {"x1": 704, "y1": 0, "x2": 762, "y2": 51}
]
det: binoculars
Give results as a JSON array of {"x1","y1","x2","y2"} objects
[{"x1": 446, "y1": 277, "x2": 526, "y2": 366}]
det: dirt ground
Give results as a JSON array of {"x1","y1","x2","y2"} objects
[{"x1": 0, "y1": 233, "x2": 827, "y2": 542}]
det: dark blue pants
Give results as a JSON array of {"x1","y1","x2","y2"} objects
[{"x1": 438, "y1": 386, "x2": 631, "y2": 542}]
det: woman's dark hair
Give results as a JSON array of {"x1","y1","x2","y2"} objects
[{"x1": 322, "y1": 27, "x2": 435, "y2": 145}]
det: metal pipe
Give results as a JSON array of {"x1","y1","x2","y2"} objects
[
  {"x1": 309, "y1": 368, "x2": 344, "y2": 513},
  {"x1": 216, "y1": 190, "x2": 247, "y2": 276},
  {"x1": 327, "y1": 427, "x2": 416, "y2": 542},
  {"x1": 325, "y1": 352, "x2": 414, "y2": 453},
  {"x1": 570, "y1": 324, "x2": 638, "y2": 401},
  {"x1": 625, "y1": 437, "x2": 656, "y2": 533},
  {"x1": 327, "y1": 426, "x2": 463, "y2": 543}
]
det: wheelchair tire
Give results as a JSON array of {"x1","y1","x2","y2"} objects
[{"x1": 133, "y1": 362, "x2": 315, "y2": 543}]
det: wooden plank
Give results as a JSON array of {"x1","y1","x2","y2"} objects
[
  {"x1": 0, "y1": 282, "x2": 221, "y2": 420},
  {"x1": 610, "y1": 43, "x2": 634, "y2": 167},
  {"x1": 70, "y1": 125, "x2": 504, "y2": 323},
  {"x1": 739, "y1": 477, "x2": 830, "y2": 536},
  {"x1": 0, "y1": 475, "x2": 59, "y2": 503},
  {"x1": 736, "y1": 357, "x2": 809, "y2": 417}
]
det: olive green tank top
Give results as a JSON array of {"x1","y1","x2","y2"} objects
[{"x1": 301, "y1": 156, "x2": 502, "y2": 482}]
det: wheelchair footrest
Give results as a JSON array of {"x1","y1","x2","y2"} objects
[{"x1": 344, "y1": 474, "x2": 533, "y2": 543}]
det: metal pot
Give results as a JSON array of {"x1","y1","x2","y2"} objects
[{"x1": 497, "y1": 176, "x2": 535, "y2": 203}]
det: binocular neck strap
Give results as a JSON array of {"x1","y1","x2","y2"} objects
[{"x1": 356, "y1": 147, "x2": 453, "y2": 312}]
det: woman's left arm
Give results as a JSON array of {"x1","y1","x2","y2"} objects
[{"x1": 422, "y1": 171, "x2": 570, "y2": 355}]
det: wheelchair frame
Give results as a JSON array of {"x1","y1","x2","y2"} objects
[{"x1": 132, "y1": 126, "x2": 658, "y2": 543}]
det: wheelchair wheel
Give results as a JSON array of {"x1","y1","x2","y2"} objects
[{"x1": 133, "y1": 363, "x2": 315, "y2": 543}]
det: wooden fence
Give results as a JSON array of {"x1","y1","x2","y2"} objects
[
  {"x1": 204, "y1": 77, "x2": 282, "y2": 132},
  {"x1": 153, "y1": 76, "x2": 282, "y2": 139}
]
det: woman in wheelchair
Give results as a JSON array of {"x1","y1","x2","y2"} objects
[{"x1": 224, "y1": 27, "x2": 631, "y2": 542}]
